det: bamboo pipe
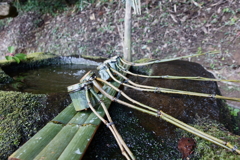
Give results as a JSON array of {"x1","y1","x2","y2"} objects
[
  {"x1": 115, "y1": 62, "x2": 240, "y2": 83},
  {"x1": 85, "y1": 87, "x2": 134, "y2": 160},
  {"x1": 107, "y1": 65, "x2": 240, "y2": 102},
  {"x1": 95, "y1": 78, "x2": 229, "y2": 146},
  {"x1": 120, "y1": 51, "x2": 219, "y2": 66},
  {"x1": 92, "y1": 79, "x2": 240, "y2": 154},
  {"x1": 96, "y1": 77, "x2": 157, "y2": 112},
  {"x1": 89, "y1": 87, "x2": 136, "y2": 160}
]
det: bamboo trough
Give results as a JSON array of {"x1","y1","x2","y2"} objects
[{"x1": 9, "y1": 57, "x2": 130, "y2": 160}]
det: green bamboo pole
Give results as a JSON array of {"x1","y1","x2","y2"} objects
[
  {"x1": 115, "y1": 62, "x2": 240, "y2": 83},
  {"x1": 92, "y1": 79, "x2": 240, "y2": 154},
  {"x1": 33, "y1": 110, "x2": 92, "y2": 160},
  {"x1": 8, "y1": 123, "x2": 63, "y2": 160},
  {"x1": 120, "y1": 51, "x2": 219, "y2": 66},
  {"x1": 9, "y1": 104, "x2": 77, "y2": 160},
  {"x1": 33, "y1": 125, "x2": 79, "y2": 160},
  {"x1": 58, "y1": 125, "x2": 97, "y2": 160},
  {"x1": 52, "y1": 103, "x2": 78, "y2": 124}
]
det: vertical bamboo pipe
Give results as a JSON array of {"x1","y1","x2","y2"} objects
[{"x1": 124, "y1": 0, "x2": 132, "y2": 62}]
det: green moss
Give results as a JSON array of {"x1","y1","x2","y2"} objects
[
  {"x1": 26, "y1": 52, "x2": 55, "y2": 59},
  {"x1": 0, "y1": 52, "x2": 61, "y2": 74},
  {"x1": 133, "y1": 58, "x2": 152, "y2": 63},
  {"x1": 177, "y1": 116, "x2": 240, "y2": 159},
  {"x1": 0, "y1": 91, "x2": 47, "y2": 159},
  {"x1": 81, "y1": 54, "x2": 107, "y2": 61},
  {"x1": 0, "y1": 52, "x2": 58, "y2": 68}
]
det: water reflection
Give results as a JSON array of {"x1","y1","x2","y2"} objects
[{"x1": 1, "y1": 64, "x2": 98, "y2": 94}]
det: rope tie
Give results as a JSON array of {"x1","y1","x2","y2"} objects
[
  {"x1": 124, "y1": 79, "x2": 129, "y2": 83},
  {"x1": 232, "y1": 145, "x2": 238, "y2": 152},
  {"x1": 106, "y1": 122, "x2": 114, "y2": 127},
  {"x1": 157, "y1": 110, "x2": 161, "y2": 117},
  {"x1": 112, "y1": 97, "x2": 117, "y2": 102},
  {"x1": 116, "y1": 91, "x2": 122, "y2": 99},
  {"x1": 209, "y1": 94, "x2": 216, "y2": 98},
  {"x1": 98, "y1": 99, "x2": 104, "y2": 104},
  {"x1": 154, "y1": 87, "x2": 159, "y2": 93}
]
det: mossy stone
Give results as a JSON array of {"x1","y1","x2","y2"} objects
[{"x1": 0, "y1": 91, "x2": 47, "y2": 159}]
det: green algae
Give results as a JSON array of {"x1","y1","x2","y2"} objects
[{"x1": 0, "y1": 91, "x2": 47, "y2": 159}]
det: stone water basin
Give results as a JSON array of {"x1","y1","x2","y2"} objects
[{"x1": 1, "y1": 56, "x2": 239, "y2": 159}]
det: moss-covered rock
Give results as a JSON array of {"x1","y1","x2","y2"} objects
[
  {"x1": 0, "y1": 91, "x2": 47, "y2": 159},
  {"x1": 0, "y1": 52, "x2": 60, "y2": 73},
  {"x1": 177, "y1": 116, "x2": 240, "y2": 159}
]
